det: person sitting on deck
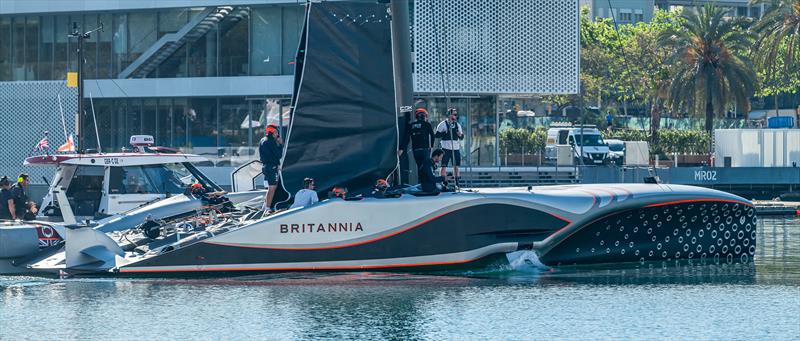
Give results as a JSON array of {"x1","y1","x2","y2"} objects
[
  {"x1": 290, "y1": 178, "x2": 319, "y2": 209},
  {"x1": 419, "y1": 149, "x2": 448, "y2": 194},
  {"x1": 187, "y1": 183, "x2": 233, "y2": 212}
]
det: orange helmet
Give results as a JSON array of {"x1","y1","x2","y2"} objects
[
  {"x1": 332, "y1": 187, "x2": 347, "y2": 198},
  {"x1": 191, "y1": 183, "x2": 204, "y2": 191},
  {"x1": 265, "y1": 124, "x2": 279, "y2": 136},
  {"x1": 375, "y1": 179, "x2": 389, "y2": 189}
]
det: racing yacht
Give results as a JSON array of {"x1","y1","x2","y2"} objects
[{"x1": 6, "y1": 1, "x2": 755, "y2": 276}]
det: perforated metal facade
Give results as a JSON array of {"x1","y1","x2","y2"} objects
[
  {"x1": 413, "y1": 0, "x2": 580, "y2": 95},
  {"x1": 0, "y1": 81, "x2": 77, "y2": 183}
]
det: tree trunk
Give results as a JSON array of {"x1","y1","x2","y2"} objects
[
  {"x1": 705, "y1": 98, "x2": 714, "y2": 133},
  {"x1": 650, "y1": 98, "x2": 660, "y2": 146}
]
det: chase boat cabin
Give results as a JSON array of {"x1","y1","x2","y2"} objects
[{"x1": 24, "y1": 135, "x2": 220, "y2": 222}]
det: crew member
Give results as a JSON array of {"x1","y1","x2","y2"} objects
[
  {"x1": 0, "y1": 176, "x2": 12, "y2": 220},
  {"x1": 188, "y1": 183, "x2": 233, "y2": 211},
  {"x1": 330, "y1": 186, "x2": 348, "y2": 200},
  {"x1": 400, "y1": 108, "x2": 436, "y2": 173},
  {"x1": 10, "y1": 173, "x2": 32, "y2": 220},
  {"x1": 259, "y1": 124, "x2": 283, "y2": 212},
  {"x1": 419, "y1": 149, "x2": 447, "y2": 193},
  {"x1": 290, "y1": 178, "x2": 319, "y2": 209},
  {"x1": 370, "y1": 179, "x2": 390, "y2": 198},
  {"x1": 435, "y1": 108, "x2": 464, "y2": 183}
]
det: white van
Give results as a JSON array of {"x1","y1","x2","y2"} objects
[{"x1": 544, "y1": 125, "x2": 610, "y2": 165}]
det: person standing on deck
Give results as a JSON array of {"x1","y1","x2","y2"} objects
[
  {"x1": 259, "y1": 124, "x2": 283, "y2": 212},
  {"x1": 435, "y1": 108, "x2": 464, "y2": 184},
  {"x1": 399, "y1": 108, "x2": 436, "y2": 174},
  {"x1": 0, "y1": 176, "x2": 12, "y2": 220}
]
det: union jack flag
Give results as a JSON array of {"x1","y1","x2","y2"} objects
[{"x1": 34, "y1": 132, "x2": 49, "y2": 152}]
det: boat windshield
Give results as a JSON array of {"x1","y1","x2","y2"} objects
[
  {"x1": 109, "y1": 162, "x2": 221, "y2": 195},
  {"x1": 573, "y1": 134, "x2": 605, "y2": 146}
]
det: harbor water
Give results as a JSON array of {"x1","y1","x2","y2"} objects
[{"x1": 1, "y1": 217, "x2": 798, "y2": 340}]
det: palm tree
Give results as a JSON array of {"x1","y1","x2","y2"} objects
[
  {"x1": 752, "y1": 0, "x2": 800, "y2": 80},
  {"x1": 751, "y1": 0, "x2": 800, "y2": 110},
  {"x1": 658, "y1": 4, "x2": 757, "y2": 133}
]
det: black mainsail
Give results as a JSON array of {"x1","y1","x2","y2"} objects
[{"x1": 280, "y1": 1, "x2": 398, "y2": 197}]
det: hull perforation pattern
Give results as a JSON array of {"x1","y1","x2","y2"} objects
[{"x1": 541, "y1": 202, "x2": 757, "y2": 266}]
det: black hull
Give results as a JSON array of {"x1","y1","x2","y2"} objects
[{"x1": 540, "y1": 200, "x2": 757, "y2": 266}]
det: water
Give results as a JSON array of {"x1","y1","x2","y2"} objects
[{"x1": 2, "y1": 217, "x2": 798, "y2": 340}]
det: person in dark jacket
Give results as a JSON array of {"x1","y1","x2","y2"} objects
[
  {"x1": 9, "y1": 173, "x2": 32, "y2": 220},
  {"x1": 0, "y1": 176, "x2": 12, "y2": 220},
  {"x1": 400, "y1": 108, "x2": 436, "y2": 174},
  {"x1": 259, "y1": 124, "x2": 283, "y2": 212},
  {"x1": 419, "y1": 149, "x2": 448, "y2": 193}
]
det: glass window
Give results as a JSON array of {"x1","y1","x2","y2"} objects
[
  {"x1": 188, "y1": 23, "x2": 216, "y2": 77},
  {"x1": 251, "y1": 6, "x2": 282, "y2": 76},
  {"x1": 157, "y1": 98, "x2": 174, "y2": 147},
  {"x1": 39, "y1": 16, "x2": 54, "y2": 80},
  {"x1": 93, "y1": 99, "x2": 113, "y2": 152},
  {"x1": 112, "y1": 13, "x2": 127, "y2": 76},
  {"x1": 0, "y1": 17, "x2": 12, "y2": 81},
  {"x1": 158, "y1": 9, "x2": 187, "y2": 38},
  {"x1": 83, "y1": 14, "x2": 97, "y2": 79},
  {"x1": 54, "y1": 15, "x2": 69, "y2": 80},
  {"x1": 127, "y1": 98, "x2": 142, "y2": 137},
  {"x1": 142, "y1": 98, "x2": 157, "y2": 137},
  {"x1": 12, "y1": 17, "x2": 25, "y2": 80},
  {"x1": 97, "y1": 13, "x2": 112, "y2": 78},
  {"x1": 108, "y1": 166, "x2": 157, "y2": 194},
  {"x1": 220, "y1": 97, "x2": 251, "y2": 166},
  {"x1": 24, "y1": 16, "x2": 39, "y2": 80},
  {"x1": 65, "y1": 165, "x2": 105, "y2": 216},
  {"x1": 157, "y1": 43, "x2": 187, "y2": 77},
  {"x1": 282, "y1": 6, "x2": 303, "y2": 75},
  {"x1": 467, "y1": 96, "x2": 497, "y2": 166},
  {"x1": 127, "y1": 12, "x2": 156, "y2": 68},
  {"x1": 141, "y1": 163, "x2": 199, "y2": 194},
  {"x1": 574, "y1": 134, "x2": 604, "y2": 146},
  {"x1": 174, "y1": 98, "x2": 190, "y2": 146},
  {"x1": 185, "y1": 98, "x2": 217, "y2": 153},
  {"x1": 219, "y1": 7, "x2": 250, "y2": 76}
]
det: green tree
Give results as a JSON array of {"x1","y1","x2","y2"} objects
[
  {"x1": 751, "y1": 0, "x2": 800, "y2": 107},
  {"x1": 658, "y1": 4, "x2": 757, "y2": 133}
]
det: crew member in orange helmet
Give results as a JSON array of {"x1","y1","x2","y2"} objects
[{"x1": 259, "y1": 124, "x2": 283, "y2": 212}]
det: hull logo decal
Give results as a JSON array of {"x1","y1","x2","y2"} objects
[{"x1": 280, "y1": 223, "x2": 364, "y2": 234}]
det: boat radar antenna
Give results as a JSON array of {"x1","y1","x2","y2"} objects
[{"x1": 130, "y1": 135, "x2": 155, "y2": 153}]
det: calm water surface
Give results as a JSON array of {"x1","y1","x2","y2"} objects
[{"x1": 1, "y1": 217, "x2": 798, "y2": 340}]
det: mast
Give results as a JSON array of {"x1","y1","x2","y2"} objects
[
  {"x1": 390, "y1": 0, "x2": 413, "y2": 184},
  {"x1": 68, "y1": 21, "x2": 103, "y2": 153}
]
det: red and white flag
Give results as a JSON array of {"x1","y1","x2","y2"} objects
[
  {"x1": 34, "y1": 133, "x2": 49, "y2": 152},
  {"x1": 58, "y1": 134, "x2": 75, "y2": 152}
]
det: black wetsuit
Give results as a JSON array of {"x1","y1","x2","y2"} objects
[
  {"x1": 259, "y1": 135, "x2": 283, "y2": 186},
  {"x1": 403, "y1": 119, "x2": 435, "y2": 172},
  {"x1": 418, "y1": 157, "x2": 445, "y2": 193},
  {"x1": 0, "y1": 188, "x2": 11, "y2": 220},
  {"x1": 10, "y1": 185, "x2": 28, "y2": 219}
]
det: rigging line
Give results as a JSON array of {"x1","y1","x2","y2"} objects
[
  {"x1": 605, "y1": 0, "x2": 647, "y2": 134},
  {"x1": 427, "y1": 0, "x2": 461, "y2": 190},
  {"x1": 605, "y1": 0, "x2": 653, "y2": 177}
]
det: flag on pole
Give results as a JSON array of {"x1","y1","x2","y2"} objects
[
  {"x1": 58, "y1": 134, "x2": 76, "y2": 152},
  {"x1": 34, "y1": 132, "x2": 49, "y2": 152}
]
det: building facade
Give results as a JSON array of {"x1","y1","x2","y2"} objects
[{"x1": 0, "y1": 0, "x2": 580, "y2": 181}]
